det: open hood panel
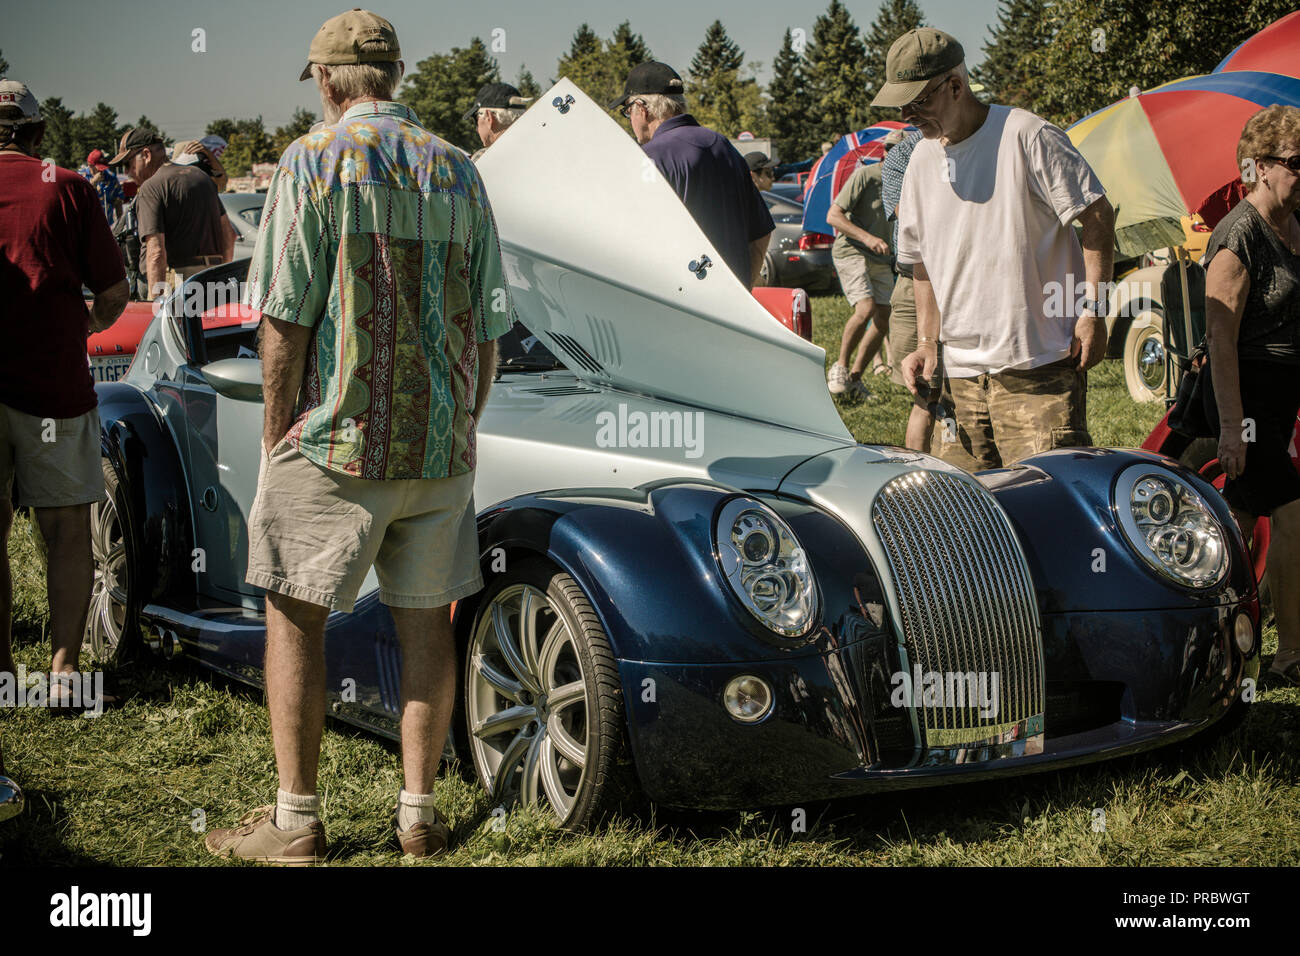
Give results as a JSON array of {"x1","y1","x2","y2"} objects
[{"x1": 476, "y1": 79, "x2": 851, "y2": 442}]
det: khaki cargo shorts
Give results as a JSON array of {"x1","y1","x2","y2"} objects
[
  {"x1": 832, "y1": 251, "x2": 896, "y2": 307},
  {"x1": 888, "y1": 274, "x2": 918, "y2": 392},
  {"x1": 0, "y1": 404, "x2": 104, "y2": 508},
  {"x1": 246, "y1": 439, "x2": 483, "y2": 613},
  {"x1": 934, "y1": 355, "x2": 1091, "y2": 472}
]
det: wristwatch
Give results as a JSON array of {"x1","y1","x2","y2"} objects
[{"x1": 1081, "y1": 298, "x2": 1105, "y2": 316}]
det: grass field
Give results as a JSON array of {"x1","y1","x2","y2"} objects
[{"x1": 2, "y1": 296, "x2": 1297, "y2": 866}]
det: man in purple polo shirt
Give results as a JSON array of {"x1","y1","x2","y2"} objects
[{"x1": 610, "y1": 62, "x2": 773, "y2": 288}]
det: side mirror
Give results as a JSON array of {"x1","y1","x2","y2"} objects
[{"x1": 201, "y1": 357, "x2": 263, "y2": 402}]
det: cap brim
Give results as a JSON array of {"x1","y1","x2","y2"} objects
[
  {"x1": 607, "y1": 93, "x2": 630, "y2": 111},
  {"x1": 870, "y1": 78, "x2": 930, "y2": 109},
  {"x1": 462, "y1": 104, "x2": 481, "y2": 122},
  {"x1": 106, "y1": 148, "x2": 133, "y2": 166},
  {"x1": 299, "y1": 63, "x2": 313, "y2": 82}
]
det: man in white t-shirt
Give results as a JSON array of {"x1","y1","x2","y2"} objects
[{"x1": 878, "y1": 28, "x2": 1115, "y2": 471}]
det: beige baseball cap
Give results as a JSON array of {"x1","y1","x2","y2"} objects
[
  {"x1": 871, "y1": 28, "x2": 965, "y2": 108},
  {"x1": 299, "y1": 8, "x2": 400, "y2": 82}
]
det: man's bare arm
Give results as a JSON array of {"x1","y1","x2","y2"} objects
[
  {"x1": 1074, "y1": 195, "x2": 1115, "y2": 369},
  {"x1": 748, "y1": 234, "x2": 770, "y2": 288},
  {"x1": 89, "y1": 279, "x2": 130, "y2": 334},
  {"x1": 827, "y1": 204, "x2": 890, "y2": 257},
  {"x1": 899, "y1": 260, "x2": 941, "y2": 395},
  {"x1": 474, "y1": 339, "x2": 497, "y2": 418},
  {"x1": 259, "y1": 315, "x2": 313, "y2": 454},
  {"x1": 143, "y1": 234, "x2": 168, "y2": 298}
]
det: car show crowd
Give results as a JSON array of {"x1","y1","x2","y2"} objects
[{"x1": 0, "y1": 7, "x2": 1298, "y2": 862}]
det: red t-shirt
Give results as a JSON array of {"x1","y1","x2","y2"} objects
[{"x1": 0, "y1": 152, "x2": 127, "y2": 418}]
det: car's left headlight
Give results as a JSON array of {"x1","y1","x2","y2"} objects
[
  {"x1": 714, "y1": 497, "x2": 818, "y2": 637},
  {"x1": 1114, "y1": 465, "x2": 1228, "y2": 588}
]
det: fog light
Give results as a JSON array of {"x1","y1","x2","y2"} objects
[
  {"x1": 1234, "y1": 613, "x2": 1254, "y2": 654},
  {"x1": 723, "y1": 675, "x2": 773, "y2": 723}
]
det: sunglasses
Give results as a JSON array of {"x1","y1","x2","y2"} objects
[
  {"x1": 1263, "y1": 154, "x2": 1300, "y2": 173},
  {"x1": 619, "y1": 99, "x2": 646, "y2": 119},
  {"x1": 899, "y1": 75, "x2": 952, "y2": 113}
]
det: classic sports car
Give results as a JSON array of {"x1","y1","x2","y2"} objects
[{"x1": 88, "y1": 81, "x2": 1260, "y2": 830}]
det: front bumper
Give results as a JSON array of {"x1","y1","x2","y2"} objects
[{"x1": 620, "y1": 602, "x2": 1258, "y2": 810}]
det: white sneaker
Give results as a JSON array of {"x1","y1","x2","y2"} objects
[{"x1": 827, "y1": 362, "x2": 849, "y2": 395}]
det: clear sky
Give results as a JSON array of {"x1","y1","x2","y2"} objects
[{"x1": 1, "y1": 0, "x2": 1002, "y2": 140}]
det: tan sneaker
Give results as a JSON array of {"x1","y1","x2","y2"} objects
[
  {"x1": 395, "y1": 809, "x2": 451, "y2": 859},
  {"x1": 204, "y1": 805, "x2": 326, "y2": 865}
]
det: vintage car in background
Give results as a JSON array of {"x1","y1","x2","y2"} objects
[
  {"x1": 758, "y1": 190, "x2": 838, "y2": 295},
  {"x1": 87, "y1": 81, "x2": 1260, "y2": 830}
]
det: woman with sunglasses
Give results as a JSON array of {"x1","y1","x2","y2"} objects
[{"x1": 1204, "y1": 104, "x2": 1300, "y2": 686}]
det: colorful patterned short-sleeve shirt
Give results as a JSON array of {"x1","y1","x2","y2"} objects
[{"x1": 245, "y1": 101, "x2": 514, "y2": 480}]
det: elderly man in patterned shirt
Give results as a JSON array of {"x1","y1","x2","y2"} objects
[{"x1": 205, "y1": 8, "x2": 513, "y2": 865}]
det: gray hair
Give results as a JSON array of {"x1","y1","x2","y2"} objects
[
  {"x1": 312, "y1": 40, "x2": 402, "y2": 101},
  {"x1": 638, "y1": 93, "x2": 687, "y2": 121},
  {"x1": 484, "y1": 106, "x2": 525, "y2": 130}
]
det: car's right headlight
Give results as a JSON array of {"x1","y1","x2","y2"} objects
[
  {"x1": 714, "y1": 497, "x2": 818, "y2": 637},
  {"x1": 1114, "y1": 465, "x2": 1228, "y2": 588}
]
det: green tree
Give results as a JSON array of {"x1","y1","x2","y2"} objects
[
  {"x1": 804, "y1": 0, "x2": 873, "y2": 146},
  {"x1": 36, "y1": 96, "x2": 76, "y2": 167},
  {"x1": 556, "y1": 22, "x2": 652, "y2": 130},
  {"x1": 864, "y1": 0, "x2": 927, "y2": 123},
  {"x1": 687, "y1": 22, "x2": 763, "y2": 137},
  {"x1": 516, "y1": 65, "x2": 541, "y2": 98},
  {"x1": 767, "y1": 29, "x2": 815, "y2": 161},
  {"x1": 206, "y1": 119, "x2": 239, "y2": 143},
  {"x1": 221, "y1": 117, "x2": 275, "y2": 178},
  {"x1": 975, "y1": 0, "x2": 1046, "y2": 110},
  {"x1": 80, "y1": 102, "x2": 120, "y2": 158},
  {"x1": 1025, "y1": 0, "x2": 1299, "y2": 128},
  {"x1": 133, "y1": 116, "x2": 167, "y2": 143},
  {"x1": 271, "y1": 107, "x2": 318, "y2": 155},
  {"x1": 399, "y1": 37, "x2": 498, "y2": 151}
]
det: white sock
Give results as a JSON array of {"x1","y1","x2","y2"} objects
[
  {"x1": 275, "y1": 789, "x2": 320, "y2": 830},
  {"x1": 397, "y1": 788, "x2": 439, "y2": 831}
]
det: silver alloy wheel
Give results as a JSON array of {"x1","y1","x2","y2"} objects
[
  {"x1": 468, "y1": 583, "x2": 590, "y2": 823},
  {"x1": 85, "y1": 489, "x2": 128, "y2": 663}
]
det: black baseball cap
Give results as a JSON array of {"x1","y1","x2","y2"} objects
[
  {"x1": 107, "y1": 127, "x2": 165, "y2": 166},
  {"x1": 608, "y1": 61, "x2": 684, "y2": 110},
  {"x1": 463, "y1": 82, "x2": 529, "y2": 121},
  {"x1": 745, "y1": 151, "x2": 777, "y2": 173}
]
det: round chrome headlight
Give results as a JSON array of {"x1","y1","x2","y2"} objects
[
  {"x1": 714, "y1": 497, "x2": 818, "y2": 637},
  {"x1": 1114, "y1": 466, "x2": 1228, "y2": 588}
]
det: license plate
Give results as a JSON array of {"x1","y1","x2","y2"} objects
[{"x1": 90, "y1": 356, "x2": 133, "y2": 382}]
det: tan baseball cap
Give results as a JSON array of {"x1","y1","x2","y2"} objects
[
  {"x1": 299, "y1": 8, "x2": 400, "y2": 82},
  {"x1": 871, "y1": 28, "x2": 965, "y2": 108}
]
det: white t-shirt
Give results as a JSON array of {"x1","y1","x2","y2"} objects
[{"x1": 896, "y1": 105, "x2": 1105, "y2": 377}]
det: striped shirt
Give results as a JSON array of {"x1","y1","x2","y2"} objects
[{"x1": 245, "y1": 101, "x2": 513, "y2": 480}]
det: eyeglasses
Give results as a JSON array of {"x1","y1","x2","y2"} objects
[
  {"x1": 899, "y1": 75, "x2": 953, "y2": 113},
  {"x1": 619, "y1": 99, "x2": 646, "y2": 119},
  {"x1": 1262, "y1": 154, "x2": 1300, "y2": 173}
]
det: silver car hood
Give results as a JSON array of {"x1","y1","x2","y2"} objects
[{"x1": 476, "y1": 79, "x2": 851, "y2": 443}]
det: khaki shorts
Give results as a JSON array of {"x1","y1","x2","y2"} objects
[
  {"x1": 0, "y1": 404, "x2": 104, "y2": 508},
  {"x1": 934, "y1": 356, "x2": 1091, "y2": 472},
  {"x1": 246, "y1": 440, "x2": 483, "y2": 613},
  {"x1": 888, "y1": 274, "x2": 917, "y2": 391},
  {"x1": 832, "y1": 252, "x2": 896, "y2": 307}
]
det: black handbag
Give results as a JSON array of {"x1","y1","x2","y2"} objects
[{"x1": 1167, "y1": 347, "x2": 1216, "y2": 438}]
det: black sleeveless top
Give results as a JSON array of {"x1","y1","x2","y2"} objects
[{"x1": 1204, "y1": 199, "x2": 1300, "y2": 365}]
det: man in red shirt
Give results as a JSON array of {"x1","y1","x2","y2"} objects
[{"x1": 0, "y1": 80, "x2": 129, "y2": 730}]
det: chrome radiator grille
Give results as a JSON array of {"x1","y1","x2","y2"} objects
[{"x1": 871, "y1": 471, "x2": 1044, "y2": 753}]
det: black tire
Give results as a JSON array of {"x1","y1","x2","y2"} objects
[
  {"x1": 460, "y1": 559, "x2": 631, "y2": 830},
  {"x1": 83, "y1": 458, "x2": 140, "y2": 665},
  {"x1": 759, "y1": 252, "x2": 779, "y2": 287}
]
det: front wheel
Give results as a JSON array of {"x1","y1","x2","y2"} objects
[
  {"x1": 83, "y1": 458, "x2": 139, "y2": 665},
  {"x1": 463, "y1": 561, "x2": 630, "y2": 830},
  {"x1": 1123, "y1": 309, "x2": 1168, "y2": 403}
]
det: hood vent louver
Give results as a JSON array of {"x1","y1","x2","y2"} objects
[{"x1": 545, "y1": 331, "x2": 607, "y2": 376}]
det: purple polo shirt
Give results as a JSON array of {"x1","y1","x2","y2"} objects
[{"x1": 643, "y1": 114, "x2": 774, "y2": 285}]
